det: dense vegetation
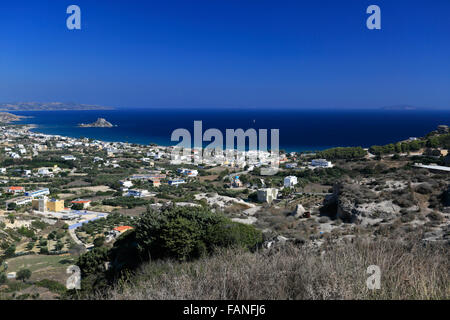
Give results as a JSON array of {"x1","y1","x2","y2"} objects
[
  {"x1": 369, "y1": 133, "x2": 450, "y2": 155},
  {"x1": 72, "y1": 205, "x2": 262, "y2": 296},
  {"x1": 316, "y1": 147, "x2": 367, "y2": 160}
]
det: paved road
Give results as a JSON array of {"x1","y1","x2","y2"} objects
[{"x1": 69, "y1": 228, "x2": 85, "y2": 247}]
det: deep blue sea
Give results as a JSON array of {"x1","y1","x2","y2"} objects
[{"x1": 12, "y1": 108, "x2": 450, "y2": 152}]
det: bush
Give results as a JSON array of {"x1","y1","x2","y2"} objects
[
  {"x1": 415, "y1": 183, "x2": 433, "y2": 194},
  {"x1": 16, "y1": 269, "x2": 32, "y2": 282},
  {"x1": 76, "y1": 247, "x2": 109, "y2": 276},
  {"x1": 71, "y1": 203, "x2": 84, "y2": 210},
  {"x1": 93, "y1": 237, "x2": 105, "y2": 248},
  {"x1": 206, "y1": 221, "x2": 262, "y2": 251},
  {"x1": 135, "y1": 205, "x2": 262, "y2": 262},
  {"x1": 427, "y1": 211, "x2": 444, "y2": 222},
  {"x1": 0, "y1": 272, "x2": 6, "y2": 285},
  {"x1": 4, "y1": 245, "x2": 16, "y2": 258},
  {"x1": 102, "y1": 196, "x2": 149, "y2": 209},
  {"x1": 35, "y1": 279, "x2": 67, "y2": 294}
]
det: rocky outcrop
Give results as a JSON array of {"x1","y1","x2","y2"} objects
[
  {"x1": 78, "y1": 118, "x2": 115, "y2": 127},
  {"x1": 291, "y1": 204, "x2": 306, "y2": 218},
  {"x1": 322, "y1": 180, "x2": 401, "y2": 223}
]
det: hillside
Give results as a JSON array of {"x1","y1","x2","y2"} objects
[
  {"x1": 93, "y1": 238, "x2": 449, "y2": 300},
  {"x1": 0, "y1": 112, "x2": 24, "y2": 123}
]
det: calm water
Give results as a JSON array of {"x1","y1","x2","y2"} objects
[{"x1": 12, "y1": 108, "x2": 450, "y2": 152}]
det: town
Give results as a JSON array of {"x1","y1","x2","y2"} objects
[{"x1": 0, "y1": 120, "x2": 448, "y2": 299}]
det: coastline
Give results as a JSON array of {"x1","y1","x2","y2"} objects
[{"x1": 11, "y1": 109, "x2": 450, "y2": 154}]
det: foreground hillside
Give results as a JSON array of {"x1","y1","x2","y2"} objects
[{"x1": 92, "y1": 238, "x2": 449, "y2": 300}]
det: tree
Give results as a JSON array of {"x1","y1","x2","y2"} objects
[
  {"x1": 71, "y1": 203, "x2": 84, "y2": 210},
  {"x1": 16, "y1": 269, "x2": 32, "y2": 282},
  {"x1": 135, "y1": 205, "x2": 262, "y2": 261},
  {"x1": 55, "y1": 241, "x2": 64, "y2": 251},
  {"x1": 93, "y1": 237, "x2": 105, "y2": 248},
  {"x1": 4, "y1": 245, "x2": 16, "y2": 258},
  {"x1": 0, "y1": 272, "x2": 6, "y2": 285}
]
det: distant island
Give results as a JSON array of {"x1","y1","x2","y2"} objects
[
  {"x1": 0, "y1": 102, "x2": 114, "y2": 111},
  {"x1": 78, "y1": 118, "x2": 115, "y2": 128},
  {"x1": 381, "y1": 105, "x2": 419, "y2": 111},
  {"x1": 380, "y1": 104, "x2": 445, "y2": 111}
]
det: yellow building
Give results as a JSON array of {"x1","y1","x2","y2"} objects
[
  {"x1": 32, "y1": 197, "x2": 64, "y2": 212},
  {"x1": 47, "y1": 199, "x2": 64, "y2": 212}
]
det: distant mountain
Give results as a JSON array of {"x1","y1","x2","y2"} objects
[
  {"x1": 381, "y1": 105, "x2": 420, "y2": 111},
  {"x1": 380, "y1": 104, "x2": 447, "y2": 111},
  {"x1": 0, "y1": 102, "x2": 114, "y2": 111}
]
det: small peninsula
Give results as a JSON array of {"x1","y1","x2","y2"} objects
[
  {"x1": 78, "y1": 118, "x2": 115, "y2": 128},
  {"x1": 0, "y1": 112, "x2": 26, "y2": 123}
]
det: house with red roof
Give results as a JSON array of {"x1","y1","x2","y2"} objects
[
  {"x1": 7, "y1": 186, "x2": 25, "y2": 194},
  {"x1": 113, "y1": 226, "x2": 134, "y2": 233},
  {"x1": 71, "y1": 199, "x2": 92, "y2": 209}
]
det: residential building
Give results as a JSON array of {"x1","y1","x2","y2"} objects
[
  {"x1": 61, "y1": 155, "x2": 76, "y2": 161},
  {"x1": 149, "y1": 179, "x2": 161, "y2": 187},
  {"x1": 284, "y1": 176, "x2": 298, "y2": 188},
  {"x1": 311, "y1": 159, "x2": 332, "y2": 168},
  {"x1": 177, "y1": 168, "x2": 199, "y2": 177},
  {"x1": 127, "y1": 189, "x2": 150, "y2": 197},
  {"x1": 285, "y1": 163, "x2": 297, "y2": 169},
  {"x1": 71, "y1": 199, "x2": 92, "y2": 209},
  {"x1": 257, "y1": 188, "x2": 279, "y2": 203},
  {"x1": 7, "y1": 186, "x2": 24, "y2": 194},
  {"x1": 6, "y1": 196, "x2": 32, "y2": 209},
  {"x1": 113, "y1": 226, "x2": 134, "y2": 233},
  {"x1": 25, "y1": 188, "x2": 50, "y2": 198},
  {"x1": 32, "y1": 197, "x2": 47, "y2": 212},
  {"x1": 120, "y1": 180, "x2": 133, "y2": 188},
  {"x1": 47, "y1": 199, "x2": 65, "y2": 212},
  {"x1": 168, "y1": 179, "x2": 186, "y2": 186}
]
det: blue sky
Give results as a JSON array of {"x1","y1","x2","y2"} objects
[{"x1": 0, "y1": 0, "x2": 449, "y2": 109}]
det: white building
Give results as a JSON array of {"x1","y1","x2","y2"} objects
[
  {"x1": 61, "y1": 155, "x2": 76, "y2": 161},
  {"x1": 25, "y1": 188, "x2": 50, "y2": 198},
  {"x1": 37, "y1": 168, "x2": 53, "y2": 177},
  {"x1": 120, "y1": 180, "x2": 133, "y2": 188},
  {"x1": 5, "y1": 196, "x2": 33, "y2": 209},
  {"x1": 127, "y1": 189, "x2": 149, "y2": 198},
  {"x1": 178, "y1": 168, "x2": 198, "y2": 177},
  {"x1": 168, "y1": 179, "x2": 186, "y2": 186},
  {"x1": 284, "y1": 176, "x2": 298, "y2": 188},
  {"x1": 311, "y1": 159, "x2": 332, "y2": 168}
]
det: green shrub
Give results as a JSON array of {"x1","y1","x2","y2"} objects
[
  {"x1": 35, "y1": 279, "x2": 67, "y2": 294},
  {"x1": 206, "y1": 221, "x2": 262, "y2": 251},
  {"x1": 135, "y1": 205, "x2": 262, "y2": 262}
]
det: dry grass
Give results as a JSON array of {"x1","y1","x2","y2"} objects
[{"x1": 94, "y1": 238, "x2": 449, "y2": 300}]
